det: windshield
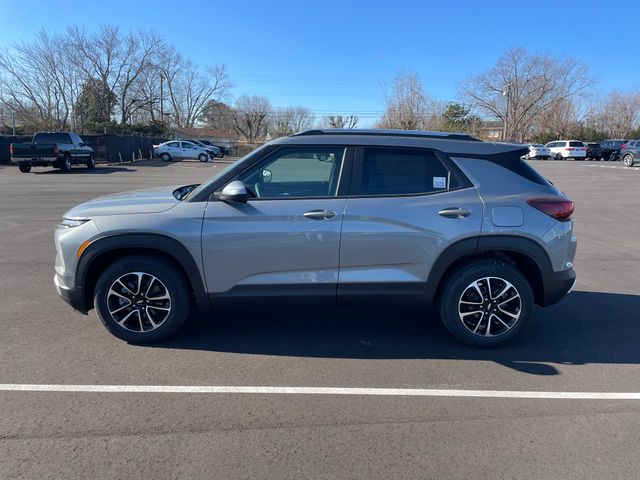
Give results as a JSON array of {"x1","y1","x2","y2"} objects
[{"x1": 183, "y1": 144, "x2": 272, "y2": 201}]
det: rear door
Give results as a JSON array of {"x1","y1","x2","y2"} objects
[
  {"x1": 338, "y1": 146, "x2": 482, "y2": 300},
  {"x1": 201, "y1": 146, "x2": 350, "y2": 302}
]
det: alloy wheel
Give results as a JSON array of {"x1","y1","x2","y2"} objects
[
  {"x1": 458, "y1": 276, "x2": 522, "y2": 337},
  {"x1": 106, "y1": 272, "x2": 172, "y2": 332}
]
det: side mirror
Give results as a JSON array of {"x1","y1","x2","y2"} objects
[{"x1": 214, "y1": 180, "x2": 248, "y2": 204}]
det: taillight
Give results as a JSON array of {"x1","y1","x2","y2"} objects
[
  {"x1": 53, "y1": 144, "x2": 59, "y2": 154},
  {"x1": 528, "y1": 198, "x2": 574, "y2": 221},
  {"x1": 9, "y1": 143, "x2": 13, "y2": 155}
]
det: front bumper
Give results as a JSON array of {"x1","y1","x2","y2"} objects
[
  {"x1": 539, "y1": 268, "x2": 576, "y2": 306},
  {"x1": 54, "y1": 273, "x2": 88, "y2": 314}
]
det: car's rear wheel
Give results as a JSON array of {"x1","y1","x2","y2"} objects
[
  {"x1": 18, "y1": 162, "x2": 31, "y2": 173},
  {"x1": 623, "y1": 154, "x2": 635, "y2": 167},
  {"x1": 94, "y1": 255, "x2": 190, "y2": 343},
  {"x1": 161, "y1": 153, "x2": 171, "y2": 162},
  {"x1": 198, "y1": 153, "x2": 208, "y2": 163},
  {"x1": 439, "y1": 259, "x2": 533, "y2": 347}
]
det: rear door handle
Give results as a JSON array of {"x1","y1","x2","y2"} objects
[
  {"x1": 438, "y1": 207, "x2": 471, "y2": 218},
  {"x1": 304, "y1": 209, "x2": 336, "y2": 220}
]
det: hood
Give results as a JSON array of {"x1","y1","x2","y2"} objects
[{"x1": 64, "y1": 185, "x2": 182, "y2": 219}]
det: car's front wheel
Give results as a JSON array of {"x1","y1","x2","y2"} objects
[
  {"x1": 86, "y1": 154, "x2": 96, "y2": 169},
  {"x1": 555, "y1": 153, "x2": 563, "y2": 160},
  {"x1": 60, "y1": 155, "x2": 71, "y2": 172},
  {"x1": 94, "y1": 255, "x2": 190, "y2": 343},
  {"x1": 198, "y1": 153, "x2": 208, "y2": 163},
  {"x1": 161, "y1": 152, "x2": 171, "y2": 162},
  {"x1": 439, "y1": 259, "x2": 533, "y2": 347}
]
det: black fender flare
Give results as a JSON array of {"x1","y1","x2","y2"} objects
[
  {"x1": 424, "y1": 235, "x2": 553, "y2": 306},
  {"x1": 77, "y1": 233, "x2": 210, "y2": 312}
]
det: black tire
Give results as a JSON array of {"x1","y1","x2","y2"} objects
[
  {"x1": 161, "y1": 152, "x2": 171, "y2": 162},
  {"x1": 439, "y1": 259, "x2": 533, "y2": 348},
  {"x1": 623, "y1": 154, "x2": 635, "y2": 167},
  {"x1": 18, "y1": 162, "x2": 31, "y2": 173},
  {"x1": 60, "y1": 155, "x2": 71, "y2": 172},
  {"x1": 93, "y1": 255, "x2": 190, "y2": 343},
  {"x1": 198, "y1": 153, "x2": 208, "y2": 163},
  {"x1": 86, "y1": 154, "x2": 96, "y2": 169},
  {"x1": 219, "y1": 152, "x2": 225, "y2": 158},
  {"x1": 555, "y1": 153, "x2": 563, "y2": 160}
]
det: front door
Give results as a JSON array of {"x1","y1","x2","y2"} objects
[{"x1": 201, "y1": 146, "x2": 349, "y2": 303}]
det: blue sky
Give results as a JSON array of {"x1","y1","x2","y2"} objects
[{"x1": 2, "y1": 0, "x2": 639, "y2": 126}]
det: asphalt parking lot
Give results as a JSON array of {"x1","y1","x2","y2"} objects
[{"x1": 1, "y1": 158, "x2": 639, "y2": 479}]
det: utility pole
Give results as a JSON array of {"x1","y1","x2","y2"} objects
[
  {"x1": 502, "y1": 82, "x2": 512, "y2": 142},
  {"x1": 160, "y1": 74, "x2": 164, "y2": 119}
]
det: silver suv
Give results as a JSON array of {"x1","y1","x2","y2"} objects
[{"x1": 54, "y1": 130, "x2": 577, "y2": 347}]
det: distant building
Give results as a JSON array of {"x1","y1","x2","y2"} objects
[{"x1": 478, "y1": 121, "x2": 504, "y2": 141}]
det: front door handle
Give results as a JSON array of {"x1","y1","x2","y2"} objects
[
  {"x1": 304, "y1": 209, "x2": 336, "y2": 220},
  {"x1": 438, "y1": 207, "x2": 471, "y2": 218}
]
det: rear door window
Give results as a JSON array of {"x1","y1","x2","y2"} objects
[{"x1": 351, "y1": 147, "x2": 452, "y2": 196}]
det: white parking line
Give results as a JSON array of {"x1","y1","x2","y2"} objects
[{"x1": 1, "y1": 384, "x2": 639, "y2": 400}]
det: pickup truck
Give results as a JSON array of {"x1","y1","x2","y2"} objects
[{"x1": 10, "y1": 132, "x2": 95, "y2": 173}]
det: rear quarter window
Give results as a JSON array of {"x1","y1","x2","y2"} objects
[{"x1": 569, "y1": 141, "x2": 584, "y2": 147}]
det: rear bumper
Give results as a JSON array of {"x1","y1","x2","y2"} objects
[
  {"x1": 54, "y1": 274, "x2": 88, "y2": 314},
  {"x1": 11, "y1": 156, "x2": 61, "y2": 166},
  {"x1": 539, "y1": 268, "x2": 576, "y2": 306}
]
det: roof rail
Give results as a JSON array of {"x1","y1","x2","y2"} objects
[{"x1": 293, "y1": 129, "x2": 481, "y2": 142}]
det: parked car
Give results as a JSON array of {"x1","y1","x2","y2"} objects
[
  {"x1": 10, "y1": 132, "x2": 95, "y2": 173},
  {"x1": 54, "y1": 129, "x2": 576, "y2": 348},
  {"x1": 522, "y1": 144, "x2": 551, "y2": 160},
  {"x1": 198, "y1": 139, "x2": 233, "y2": 157},
  {"x1": 186, "y1": 139, "x2": 221, "y2": 158},
  {"x1": 584, "y1": 142, "x2": 603, "y2": 161},
  {"x1": 545, "y1": 140, "x2": 587, "y2": 160},
  {"x1": 619, "y1": 140, "x2": 640, "y2": 167},
  {"x1": 599, "y1": 139, "x2": 627, "y2": 161},
  {"x1": 153, "y1": 140, "x2": 213, "y2": 162}
]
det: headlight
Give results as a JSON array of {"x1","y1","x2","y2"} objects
[{"x1": 57, "y1": 218, "x2": 90, "y2": 229}]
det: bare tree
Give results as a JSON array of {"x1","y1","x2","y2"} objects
[
  {"x1": 270, "y1": 106, "x2": 315, "y2": 137},
  {"x1": 199, "y1": 100, "x2": 236, "y2": 131},
  {"x1": 462, "y1": 47, "x2": 593, "y2": 142},
  {"x1": 159, "y1": 44, "x2": 231, "y2": 128},
  {"x1": 586, "y1": 90, "x2": 640, "y2": 138},
  {"x1": 233, "y1": 95, "x2": 271, "y2": 142},
  {"x1": 0, "y1": 29, "x2": 82, "y2": 130},
  {"x1": 377, "y1": 71, "x2": 444, "y2": 130},
  {"x1": 533, "y1": 97, "x2": 582, "y2": 140},
  {"x1": 321, "y1": 115, "x2": 359, "y2": 129}
]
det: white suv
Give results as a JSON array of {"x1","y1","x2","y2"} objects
[{"x1": 545, "y1": 140, "x2": 586, "y2": 160}]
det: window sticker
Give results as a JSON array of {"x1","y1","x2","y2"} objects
[{"x1": 433, "y1": 176, "x2": 447, "y2": 189}]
